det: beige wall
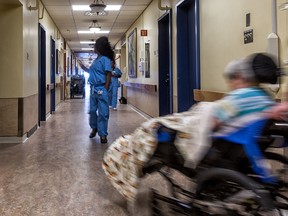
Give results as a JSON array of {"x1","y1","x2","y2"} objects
[
  {"x1": 278, "y1": 0, "x2": 288, "y2": 100},
  {"x1": 116, "y1": 0, "x2": 166, "y2": 117},
  {"x1": 0, "y1": 4, "x2": 23, "y2": 98},
  {"x1": 119, "y1": 0, "x2": 288, "y2": 116},
  {"x1": 199, "y1": 0, "x2": 288, "y2": 98},
  {"x1": 0, "y1": 1, "x2": 67, "y2": 140},
  {"x1": 23, "y1": 1, "x2": 38, "y2": 97},
  {"x1": 38, "y1": 1, "x2": 67, "y2": 111},
  {"x1": 200, "y1": 0, "x2": 273, "y2": 92}
]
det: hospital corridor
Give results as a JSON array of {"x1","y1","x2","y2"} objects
[
  {"x1": 0, "y1": 90, "x2": 150, "y2": 215},
  {"x1": 1, "y1": 0, "x2": 288, "y2": 215}
]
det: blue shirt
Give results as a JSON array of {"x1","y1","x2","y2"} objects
[
  {"x1": 213, "y1": 87, "x2": 275, "y2": 123},
  {"x1": 88, "y1": 56, "x2": 112, "y2": 87},
  {"x1": 111, "y1": 67, "x2": 122, "y2": 87}
]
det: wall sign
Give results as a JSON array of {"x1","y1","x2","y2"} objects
[{"x1": 141, "y1": 29, "x2": 148, "y2": 36}]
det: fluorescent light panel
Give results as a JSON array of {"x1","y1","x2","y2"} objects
[
  {"x1": 80, "y1": 41, "x2": 96, "y2": 44},
  {"x1": 82, "y1": 48, "x2": 94, "y2": 50},
  {"x1": 105, "y1": 5, "x2": 121, "y2": 10},
  {"x1": 72, "y1": 5, "x2": 121, "y2": 11},
  {"x1": 72, "y1": 5, "x2": 89, "y2": 11},
  {"x1": 78, "y1": 30, "x2": 109, "y2": 34}
]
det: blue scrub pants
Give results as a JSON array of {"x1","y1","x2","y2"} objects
[
  {"x1": 108, "y1": 86, "x2": 119, "y2": 108},
  {"x1": 89, "y1": 86, "x2": 109, "y2": 136}
]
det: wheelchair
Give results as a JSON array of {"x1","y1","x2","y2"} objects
[
  {"x1": 137, "y1": 118, "x2": 288, "y2": 216},
  {"x1": 70, "y1": 75, "x2": 85, "y2": 99}
]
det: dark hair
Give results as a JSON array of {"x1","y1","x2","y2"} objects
[
  {"x1": 247, "y1": 53, "x2": 279, "y2": 84},
  {"x1": 225, "y1": 53, "x2": 280, "y2": 84},
  {"x1": 94, "y1": 36, "x2": 115, "y2": 61}
]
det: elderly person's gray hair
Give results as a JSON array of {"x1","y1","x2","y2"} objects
[{"x1": 224, "y1": 58, "x2": 256, "y2": 82}]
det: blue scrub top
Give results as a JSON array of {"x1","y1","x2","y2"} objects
[
  {"x1": 111, "y1": 67, "x2": 122, "y2": 87},
  {"x1": 88, "y1": 56, "x2": 112, "y2": 87}
]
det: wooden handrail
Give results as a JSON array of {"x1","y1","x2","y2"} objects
[
  {"x1": 193, "y1": 89, "x2": 225, "y2": 102},
  {"x1": 124, "y1": 82, "x2": 157, "y2": 92}
]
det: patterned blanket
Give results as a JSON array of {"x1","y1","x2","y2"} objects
[{"x1": 102, "y1": 102, "x2": 216, "y2": 202}]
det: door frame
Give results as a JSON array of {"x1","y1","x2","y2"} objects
[
  {"x1": 50, "y1": 36, "x2": 56, "y2": 113},
  {"x1": 158, "y1": 10, "x2": 173, "y2": 116},
  {"x1": 38, "y1": 24, "x2": 46, "y2": 123},
  {"x1": 176, "y1": 0, "x2": 200, "y2": 112}
]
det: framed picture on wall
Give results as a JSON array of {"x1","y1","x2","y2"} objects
[
  {"x1": 56, "y1": 49, "x2": 60, "y2": 74},
  {"x1": 67, "y1": 57, "x2": 70, "y2": 77},
  {"x1": 145, "y1": 43, "x2": 150, "y2": 78},
  {"x1": 128, "y1": 28, "x2": 137, "y2": 78}
]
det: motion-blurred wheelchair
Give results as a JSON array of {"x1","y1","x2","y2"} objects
[
  {"x1": 139, "y1": 117, "x2": 288, "y2": 216},
  {"x1": 70, "y1": 74, "x2": 85, "y2": 99}
]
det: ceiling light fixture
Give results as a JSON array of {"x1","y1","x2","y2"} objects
[
  {"x1": 89, "y1": 20, "x2": 101, "y2": 32},
  {"x1": 82, "y1": 48, "x2": 94, "y2": 51},
  {"x1": 90, "y1": 0, "x2": 106, "y2": 14},
  {"x1": 80, "y1": 41, "x2": 96, "y2": 44},
  {"x1": 72, "y1": 4, "x2": 121, "y2": 11},
  {"x1": 78, "y1": 30, "x2": 109, "y2": 34}
]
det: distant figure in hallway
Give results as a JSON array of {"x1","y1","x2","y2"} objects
[
  {"x1": 109, "y1": 60, "x2": 122, "y2": 111},
  {"x1": 87, "y1": 36, "x2": 114, "y2": 143}
]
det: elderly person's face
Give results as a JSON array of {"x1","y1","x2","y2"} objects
[
  {"x1": 224, "y1": 59, "x2": 257, "y2": 90},
  {"x1": 225, "y1": 73, "x2": 241, "y2": 90},
  {"x1": 226, "y1": 72, "x2": 256, "y2": 91}
]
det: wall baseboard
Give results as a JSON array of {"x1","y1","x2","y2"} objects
[{"x1": 0, "y1": 134, "x2": 28, "y2": 144}]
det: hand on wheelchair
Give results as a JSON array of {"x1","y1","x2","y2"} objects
[{"x1": 265, "y1": 101, "x2": 288, "y2": 121}]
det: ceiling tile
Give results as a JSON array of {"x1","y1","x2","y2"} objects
[
  {"x1": 41, "y1": 0, "x2": 153, "y2": 52},
  {"x1": 41, "y1": 0, "x2": 70, "y2": 6}
]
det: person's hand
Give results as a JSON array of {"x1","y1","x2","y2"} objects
[{"x1": 265, "y1": 102, "x2": 288, "y2": 121}]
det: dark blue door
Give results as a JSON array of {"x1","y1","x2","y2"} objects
[
  {"x1": 177, "y1": 0, "x2": 200, "y2": 112},
  {"x1": 158, "y1": 10, "x2": 173, "y2": 116},
  {"x1": 38, "y1": 24, "x2": 46, "y2": 123},
  {"x1": 50, "y1": 36, "x2": 56, "y2": 113}
]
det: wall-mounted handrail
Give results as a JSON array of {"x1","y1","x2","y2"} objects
[
  {"x1": 124, "y1": 82, "x2": 157, "y2": 92},
  {"x1": 158, "y1": 0, "x2": 171, "y2": 11},
  {"x1": 27, "y1": 0, "x2": 39, "y2": 11}
]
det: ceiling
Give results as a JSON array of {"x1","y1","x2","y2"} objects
[{"x1": 41, "y1": 0, "x2": 153, "y2": 64}]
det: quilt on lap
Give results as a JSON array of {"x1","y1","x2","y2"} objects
[{"x1": 102, "y1": 102, "x2": 216, "y2": 202}]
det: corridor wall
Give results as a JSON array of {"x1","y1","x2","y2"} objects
[
  {"x1": 0, "y1": 1, "x2": 68, "y2": 143},
  {"x1": 115, "y1": 0, "x2": 166, "y2": 117},
  {"x1": 117, "y1": 0, "x2": 288, "y2": 117},
  {"x1": 0, "y1": 2, "x2": 38, "y2": 142}
]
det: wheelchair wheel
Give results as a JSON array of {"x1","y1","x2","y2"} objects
[
  {"x1": 262, "y1": 152, "x2": 288, "y2": 214},
  {"x1": 131, "y1": 168, "x2": 195, "y2": 216},
  {"x1": 194, "y1": 168, "x2": 278, "y2": 216}
]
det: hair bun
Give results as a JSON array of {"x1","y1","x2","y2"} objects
[{"x1": 248, "y1": 53, "x2": 279, "y2": 84}]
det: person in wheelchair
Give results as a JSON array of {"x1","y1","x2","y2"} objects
[
  {"x1": 102, "y1": 52, "x2": 288, "y2": 203},
  {"x1": 204, "y1": 54, "x2": 286, "y2": 184}
]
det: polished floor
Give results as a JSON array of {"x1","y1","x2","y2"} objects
[{"x1": 0, "y1": 91, "x2": 149, "y2": 216}]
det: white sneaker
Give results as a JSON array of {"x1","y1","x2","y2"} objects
[
  {"x1": 109, "y1": 106, "x2": 112, "y2": 109},
  {"x1": 113, "y1": 108, "x2": 117, "y2": 111}
]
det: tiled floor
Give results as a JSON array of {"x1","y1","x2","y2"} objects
[
  {"x1": 0, "y1": 95, "x2": 148, "y2": 216},
  {"x1": 1, "y1": 90, "x2": 288, "y2": 216}
]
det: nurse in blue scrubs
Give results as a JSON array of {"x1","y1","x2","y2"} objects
[
  {"x1": 109, "y1": 60, "x2": 122, "y2": 111},
  {"x1": 88, "y1": 36, "x2": 114, "y2": 143}
]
